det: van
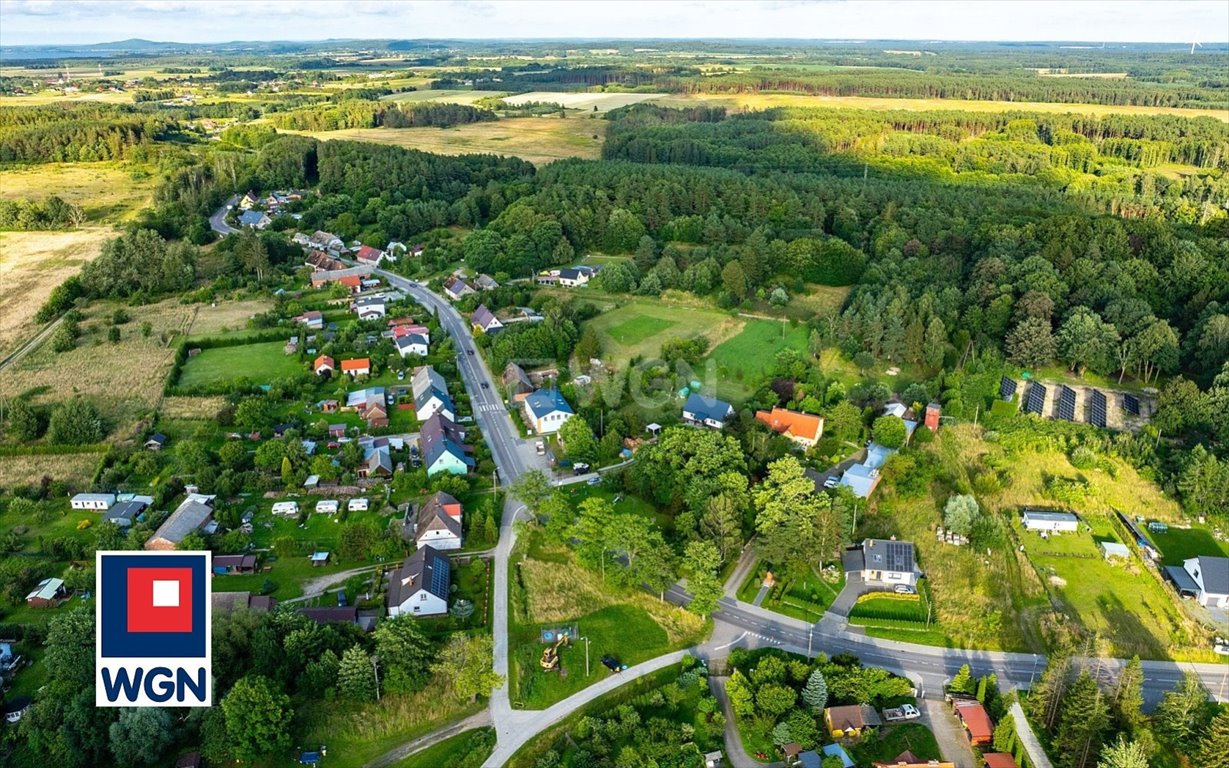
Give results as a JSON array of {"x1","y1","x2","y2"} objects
[{"x1": 536, "y1": 441, "x2": 545, "y2": 455}]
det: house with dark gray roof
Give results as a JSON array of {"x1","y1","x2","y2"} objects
[
  {"x1": 1177, "y1": 555, "x2": 1229, "y2": 608},
  {"x1": 471, "y1": 304, "x2": 503, "y2": 334},
  {"x1": 420, "y1": 414, "x2": 474, "y2": 477},
  {"x1": 682, "y1": 392, "x2": 734, "y2": 430},
  {"x1": 388, "y1": 547, "x2": 450, "y2": 617},
  {"x1": 145, "y1": 494, "x2": 216, "y2": 551},
  {"x1": 415, "y1": 492, "x2": 463, "y2": 551},
  {"x1": 103, "y1": 500, "x2": 147, "y2": 527},
  {"x1": 843, "y1": 538, "x2": 920, "y2": 588}
]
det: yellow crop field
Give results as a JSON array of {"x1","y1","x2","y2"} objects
[
  {"x1": 0, "y1": 229, "x2": 104, "y2": 357},
  {"x1": 0, "y1": 162, "x2": 155, "y2": 221}
]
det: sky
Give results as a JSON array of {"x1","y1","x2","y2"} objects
[{"x1": 0, "y1": 0, "x2": 1226, "y2": 47}]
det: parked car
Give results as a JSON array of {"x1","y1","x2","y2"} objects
[
  {"x1": 894, "y1": 584, "x2": 916, "y2": 594},
  {"x1": 823, "y1": 476, "x2": 839, "y2": 489},
  {"x1": 883, "y1": 704, "x2": 921, "y2": 721},
  {"x1": 573, "y1": 463, "x2": 590, "y2": 475},
  {"x1": 337, "y1": 591, "x2": 347, "y2": 607},
  {"x1": 586, "y1": 476, "x2": 601, "y2": 486}
]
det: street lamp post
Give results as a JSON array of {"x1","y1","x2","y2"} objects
[
  {"x1": 371, "y1": 654, "x2": 381, "y2": 702},
  {"x1": 581, "y1": 636, "x2": 591, "y2": 677}
]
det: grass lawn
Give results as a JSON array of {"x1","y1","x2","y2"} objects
[
  {"x1": 850, "y1": 723, "x2": 942, "y2": 765},
  {"x1": 707, "y1": 318, "x2": 810, "y2": 401},
  {"x1": 392, "y1": 727, "x2": 495, "y2": 768},
  {"x1": 1020, "y1": 519, "x2": 1198, "y2": 659},
  {"x1": 739, "y1": 561, "x2": 845, "y2": 622},
  {"x1": 585, "y1": 298, "x2": 743, "y2": 369},
  {"x1": 1146, "y1": 525, "x2": 1229, "y2": 565},
  {"x1": 298, "y1": 694, "x2": 484, "y2": 768},
  {"x1": 178, "y1": 340, "x2": 306, "y2": 389},
  {"x1": 0, "y1": 161, "x2": 155, "y2": 222},
  {"x1": 284, "y1": 116, "x2": 605, "y2": 166},
  {"x1": 508, "y1": 530, "x2": 708, "y2": 709}
]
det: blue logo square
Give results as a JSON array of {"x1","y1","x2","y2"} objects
[{"x1": 99, "y1": 553, "x2": 208, "y2": 658}]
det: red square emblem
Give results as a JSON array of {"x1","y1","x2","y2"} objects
[{"x1": 126, "y1": 567, "x2": 194, "y2": 633}]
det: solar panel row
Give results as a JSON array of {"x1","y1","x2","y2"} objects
[
  {"x1": 1024, "y1": 383, "x2": 1047, "y2": 415},
  {"x1": 1057, "y1": 386, "x2": 1077, "y2": 421},
  {"x1": 1089, "y1": 389, "x2": 1107, "y2": 428},
  {"x1": 1123, "y1": 393, "x2": 1140, "y2": 416},
  {"x1": 999, "y1": 376, "x2": 1017, "y2": 399}
]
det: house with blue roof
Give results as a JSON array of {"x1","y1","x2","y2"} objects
[
  {"x1": 388, "y1": 546, "x2": 450, "y2": 617},
  {"x1": 839, "y1": 462, "x2": 881, "y2": 498},
  {"x1": 420, "y1": 414, "x2": 475, "y2": 477},
  {"x1": 682, "y1": 392, "x2": 735, "y2": 430},
  {"x1": 523, "y1": 389, "x2": 574, "y2": 434},
  {"x1": 411, "y1": 366, "x2": 455, "y2": 422},
  {"x1": 238, "y1": 210, "x2": 271, "y2": 229}
]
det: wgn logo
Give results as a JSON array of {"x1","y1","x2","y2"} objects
[{"x1": 96, "y1": 552, "x2": 212, "y2": 707}]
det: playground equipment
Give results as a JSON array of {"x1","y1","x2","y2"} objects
[{"x1": 540, "y1": 634, "x2": 570, "y2": 671}]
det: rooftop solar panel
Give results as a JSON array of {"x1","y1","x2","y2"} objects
[
  {"x1": 1057, "y1": 386, "x2": 1077, "y2": 422},
  {"x1": 1024, "y1": 382, "x2": 1047, "y2": 415},
  {"x1": 999, "y1": 376, "x2": 1017, "y2": 399},
  {"x1": 1123, "y1": 394, "x2": 1140, "y2": 416},
  {"x1": 1088, "y1": 389, "x2": 1107, "y2": 428}
]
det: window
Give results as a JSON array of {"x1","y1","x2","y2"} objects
[{"x1": 420, "y1": 593, "x2": 427, "y2": 601}]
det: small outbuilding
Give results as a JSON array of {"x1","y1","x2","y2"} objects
[
  {"x1": 1100, "y1": 541, "x2": 1131, "y2": 560},
  {"x1": 1022, "y1": 509, "x2": 1079, "y2": 533}
]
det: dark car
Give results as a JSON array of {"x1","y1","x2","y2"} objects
[
  {"x1": 600, "y1": 655, "x2": 625, "y2": 673},
  {"x1": 337, "y1": 590, "x2": 347, "y2": 607},
  {"x1": 480, "y1": 382, "x2": 489, "y2": 389}
]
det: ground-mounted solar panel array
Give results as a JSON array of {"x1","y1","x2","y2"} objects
[
  {"x1": 999, "y1": 376, "x2": 1017, "y2": 400},
  {"x1": 1123, "y1": 393, "x2": 1140, "y2": 416},
  {"x1": 1024, "y1": 382, "x2": 1047, "y2": 415},
  {"x1": 1056, "y1": 385, "x2": 1077, "y2": 421},
  {"x1": 1088, "y1": 389, "x2": 1107, "y2": 428}
]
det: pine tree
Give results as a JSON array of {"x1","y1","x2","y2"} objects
[
  {"x1": 1153, "y1": 672, "x2": 1211, "y2": 751},
  {"x1": 1096, "y1": 734, "x2": 1149, "y2": 768},
  {"x1": 1053, "y1": 670, "x2": 1110, "y2": 768},
  {"x1": 1029, "y1": 654, "x2": 1071, "y2": 731},
  {"x1": 483, "y1": 513, "x2": 498, "y2": 546},
  {"x1": 949, "y1": 664, "x2": 973, "y2": 695},
  {"x1": 1193, "y1": 710, "x2": 1229, "y2": 768},
  {"x1": 801, "y1": 669, "x2": 828, "y2": 713},
  {"x1": 1111, "y1": 656, "x2": 1144, "y2": 731},
  {"x1": 992, "y1": 714, "x2": 1017, "y2": 753},
  {"x1": 337, "y1": 644, "x2": 375, "y2": 702}
]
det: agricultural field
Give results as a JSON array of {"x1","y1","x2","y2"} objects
[
  {"x1": 584, "y1": 297, "x2": 743, "y2": 368},
  {"x1": 285, "y1": 116, "x2": 606, "y2": 165},
  {"x1": 508, "y1": 529, "x2": 706, "y2": 709},
  {"x1": 176, "y1": 340, "x2": 306, "y2": 390},
  {"x1": 501, "y1": 91, "x2": 666, "y2": 112},
  {"x1": 655, "y1": 91, "x2": 1229, "y2": 122},
  {"x1": 380, "y1": 88, "x2": 508, "y2": 105},
  {"x1": 0, "y1": 161, "x2": 156, "y2": 221},
  {"x1": 0, "y1": 229, "x2": 103, "y2": 357},
  {"x1": 0, "y1": 450, "x2": 102, "y2": 488},
  {"x1": 0, "y1": 297, "x2": 200, "y2": 436}
]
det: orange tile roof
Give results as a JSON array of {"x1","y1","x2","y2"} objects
[
  {"x1": 755, "y1": 407, "x2": 823, "y2": 441},
  {"x1": 314, "y1": 355, "x2": 334, "y2": 370},
  {"x1": 983, "y1": 755, "x2": 1018, "y2": 768},
  {"x1": 954, "y1": 700, "x2": 994, "y2": 742},
  {"x1": 340, "y1": 358, "x2": 371, "y2": 372}
]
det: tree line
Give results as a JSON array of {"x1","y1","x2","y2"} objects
[{"x1": 266, "y1": 98, "x2": 497, "y2": 131}]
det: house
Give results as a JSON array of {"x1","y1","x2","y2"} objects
[
  {"x1": 782, "y1": 743, "x2": 803, "y2": 765},
  {"x1": 395, "y1": 333, "x2": 429, "y2": 358},
  {"x1": 874, "y1": 751, "x2": 955, "y2": 768},
  {"x1": 982, "y1": 755, "x2": 1018, "y2": 768},
  {"x1": 25, "y1": 577, "x2": 67, "y2": 608},
  {"x1": 924, "y1": 402, "x2": 942, "y2": 431},
  {"x1": 298, "y1": 606, "x2": 358, "y2": 626},
  {"x1": 443, "y1": 275, "x2": 476, "y2": 301},
  {"x1": 341, "y1": 358, "x2": 371, "y2": 378},
  {"x1": 348, "y1": 498, "x2": 369, "y2": 512},
  {"x1": 415, "y1": 491, "x2": 464, "y2": 551},
  {"x1": 523, "y1": 389, "x2": 575, "y2": 435},
  {"x1": 329, "y1": 423, "x2": 347, "y2": 438},
  {"x1": 238, "y1": 210, "x2": 271, "y2": 229},
  {"x1": 421, "y1": 414, "x2": 475, "y2": 477},
  {"x1": 387, "y1": 241, "x2": 409, "y2": 259},
  {"x1": 308, "y1": 230, "x2": 344, "y2": 254},
  {"x1": 412, "y1": 366, "x2": 456, "y2": 422},
  {"x1": 70, "y1": 492, "x2": 115, "y2": 511},
  {"x1": 839, "y1": 462, "x2": 882, "y2": 498},
  {"x1": 212, "y1": 554, "x2": 257, "y2": 574},
  {"x1": 557, "y1": 266, "x2": 593, "y2": 287},
  {"x1": 103, "y1": 500, "x2": 147, "y2": 527},
  {"x1": 387, "y1": 546, "x2": 451, "y2": 617},
  {"x1": 354, "y1": 244, "x2": 386, "y2": 265},
  {"x1": 314, "y1": 355, "x2": 335, "y2": 376},
  {"x1": 824, "y1": 704, "x2": 881, "y2": 738},
  {"x1": 391, "y1": 323, "x2": 430, "y2": 342},
  {"x1": 409, "y1": 243, "x2": 425, "y2": 257},
  {"x1": 954, "y1": 699, "x2": 994, "y2": 746},
  {"x1": 704, "y1": 750, "x2": 724, "y2": 768},
  {"x1": 296, "y1": 310, "x2": 324, "y2": 330},
  {"x1": 755, "y1": 407, "x2": 824, "y2": 448},
  {"x1": 821, "y1": 744, "x2": 855, "y2": 768},
  {"x1": 145, "y1": 494, "x2": 216, "y2": 550},
  {"x1": 360, "y1": 445, "x2": 394, "y2": 478},
  {"x1": 1100, "y1": 541, "x2": 1131, "y2": 560},
  {"x1": 503, "y1": 362, "x2": 534, "y2": 401},
  {"x1": 683, "y1": 392, "x2": 734, "y2": 430},
  {"x1": 310, "y1": 264, "x2": 373, "y2": 289},
  {"x1": 272, "y1": 501, "x2": 300, "y2": 517},
  {"x1": 1022, "y1": 509, "x2": 1079, "y2": 533},
  {"x1": 1177, "y1": 555, "x2": 1229, "y2": 608},
  {"x1": 3, "y1": 696, "x2": 31, "y2": 724},
  {"x1": 471, "y1": 304, "x2": 503, "y2": 334},
  {"x1": 239, "y1": 190, "x2": 260, "y2": 210},
  {"x1": 475, "y1": 273, "x2": 500, "y2": 291},
  {"x1": 315, "y1": 499, "x2": 340, "y2": 515},
  {"x1": 355, "y1": 296, "x2": 387, "y2": 321},
  {"x1": 843, "y1": 539, "x2": 920, "y2": 588},
  {"x1": 144, "y1": 433, "x2": 167, "y2": 451}
]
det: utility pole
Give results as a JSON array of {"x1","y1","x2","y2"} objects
[
  {"x1": 371, "y1": 654, "x2": 381, "y2": 702},
  {"x1": 582, "y1": 635, "x2": 591, "y2": 677}
]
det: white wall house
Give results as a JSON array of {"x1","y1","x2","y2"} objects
[
  {"x1": 71, "y1": 493, "x2": 116, "y2": 511},
  {"x1": 387, "y1": 547, "x2": 450, "y2": 618},
  {"x1": 272, "y1": 501, "x2": 300, "y2": 517},
  {"x1": 1022, "y1": 510, "x2": 1080, "y2": 533}
]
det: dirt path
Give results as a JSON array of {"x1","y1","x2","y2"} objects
[
  {"x1": 364, "y1": 709, "x2": 492, "y2": 768},
  {"x1": 709, "y1": 676, "x2": 780, "y2": 768},
  {"x1": 0, "y1": 316, "x2": 62, "y2": 373}
]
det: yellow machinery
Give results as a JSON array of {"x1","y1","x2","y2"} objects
[{"x1": 539, "y1": 634, "x2": 570, "y2": 671}]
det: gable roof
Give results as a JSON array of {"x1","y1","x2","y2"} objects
[
  {"x1": 390, "y1": 546, "x2": 451, "y2": 606},
  {"x1": 755, "y1": 407, "x2": 823, "y2": 441},
  {"x1": 525, "y1": 389, "x2": 574, "y2": 419},
  {"x1": 314, "y1": 354, "x2": 334, "y2": 370},
  {"x1": 105, "y1": 500, "x2": 147, "y2": 522},
  {"x1": 420, "y1": 414, "x2": 474, "y2": 469},
  {"x1": 1022, "y1": 509, "x2": 1078, "y2": 523},
  {"x1": 472, "y1": 304, "x2": 500, "y2": 330},
  {"x1": 954, "y1": 700, "x2": 993, "y2": 741},
  {"x1": 148, "y1": 497, "x2": 214, "y2": 546},
  {"x1": 341, "y1": 358, "x2": 371, "y2": 372},
  {"x1": 825, "y1": 704, "x2": 881, "y2": 731},
  {"x1": 355, "y1": 244, "x2": 384, "y2": 262},
  {"x1": 298, "y1": 606, "x2": 358, "y2": 626},
  {"x1": 418, "y1": 492, "x2": 463, "y2": 540},
  {"x1": 982, "y1": 755, "x2": 1019, "y2": 768},
  {"x1": 503, "y1": 362, "x2": 533, "y2": 392},
  {"x1": 684, "y1": 392, "x2": 734, "y2": 422},
  {"x1": 862, "y1": 538, "x2": 916, "y2": 574},
  {"x1": 443, "y1": 275, "x2": 474, "y2": 295},
  {"x1": 1194, "y1": 555, "x2": 1229, "y2": 595}
]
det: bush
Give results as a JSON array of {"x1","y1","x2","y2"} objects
[{"x1": 1068, "y1": 445, "x2": 1097, "y2": 469}]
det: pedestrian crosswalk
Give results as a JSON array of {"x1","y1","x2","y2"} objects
[
  {"x1": 475, "y1": 403, "x2": 506, "y2": 414},
  {"x1": 747, "y1": 631, "x2": 783, "y2": 646}
]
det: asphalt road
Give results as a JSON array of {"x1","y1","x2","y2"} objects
[
  {"x1": 209, "y1": 195, "x2": 240, "y2": 235},
  {"x1": 372, "y1": 273, "x2": 1229, "y2": 766}
]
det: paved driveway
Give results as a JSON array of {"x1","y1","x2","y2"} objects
[
  {"x1": 920, "y1": 698, "x2": 975, "y2": 768},
  {"x1": 828, "y1": 571, "x2": 869, "y2": 617}
]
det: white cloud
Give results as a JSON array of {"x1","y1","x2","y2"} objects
[{"x1": 0, "y1": 0, "x2": 1225, "y2": 45}]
